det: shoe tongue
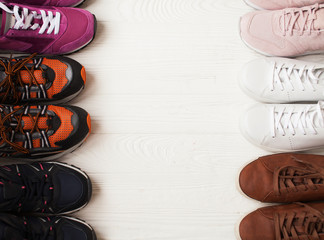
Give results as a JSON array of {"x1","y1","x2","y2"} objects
[
  {"x1": 21, "y1": 116, "x2": 49, "y2": 130},
  {"x1": 0, "y1": 11, "x2": 15, "y2": 36},
  {"x1": 51, "y1": 175, "x2": 60, "y2": 206},
  {"x1": 43, "y1": 182, "x2": 52, "y2": 198}
]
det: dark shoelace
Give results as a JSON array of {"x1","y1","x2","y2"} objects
[
  {"x1": 0, "y1": 105, "x2": 50, "y2": 156},
  {"x1": 0, "y1": 53, "x2": 46, "y2": 104},
  {"x1": 273, "y1": 156, "x2": 324, "y2": 195},
  {"x1": 23, "y1": 216, "x2": 55, "y2": 240},
  {"x1": 16, "y1": 163, "x2": 54, "y2": 213},
  {"x1": 275, "y1": 203, "x2": 324, "y2": 240}
]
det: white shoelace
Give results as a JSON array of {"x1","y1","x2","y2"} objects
[
  {"x1": 272, "y1": 63, "x2": 323, "y2": 92},
  {"x1": 282, "y1": 4, "x2": 319, "y2": 36},
  {"x1": 0, "y1": 2, "x2": 60, "y2": 35},
  {"x1": 271, "y1": 101, "x2": 324, "y2": 137}
]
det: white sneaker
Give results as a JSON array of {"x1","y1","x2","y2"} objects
[
  {"x1": 240, "y1": 101, "x2": 324, "y2": 152},
  {"x1": 239, "y1": 57, "x2": 324, "y2": 103}
]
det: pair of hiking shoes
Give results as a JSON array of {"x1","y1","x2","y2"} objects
[
  {"x1": 0, "y1": 53, "x2": 91, "y2": 160},
  {"x1": 238, "y1": 153, "x2": 324, "y2": 240}
]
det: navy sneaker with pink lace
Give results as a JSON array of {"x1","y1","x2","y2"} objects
[
  {"x1": 0, "y1": 162, "x2": 92, "y2": 214},
  {"x1": 0, "y1": 214, "x2": 96, "y2": 240}
]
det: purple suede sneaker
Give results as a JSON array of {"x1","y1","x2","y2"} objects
[
  {"x1": 0, "y1": 2, "x2": 96, "y2": 55},
  {"x1": 0, "y1": 0, "x2": 86, "y2": 7}
]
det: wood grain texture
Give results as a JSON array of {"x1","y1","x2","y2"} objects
[{"x1": 57, "y1": 0, "x2": 324, "y2": 239}]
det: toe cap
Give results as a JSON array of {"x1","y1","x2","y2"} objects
[
  {"x1": 239, "y1": 159, "x2": 274, "y2": 202},
  {"x1": 55, "y1": 105, "x2": 91, "y2": 150},
  {"x1": 51, "y1": 56, "x2": 86, "y2": 102},
  {"x1": 240, "y1": 104, "x2": 272, "y2": 149},
  {"x1": 53, "y1": 164, "x2": 91, "y2": 213},
  {"x1": 59, "y1": 217, "x2": 96, "y2": 240},
  {"x1": 52, "y1": 9, "x2": 96, "y2": 54},
  {"x1": 239, "y1": 58, "x2": 274, "y2": 102},
  {"x1": 239, "y1": 209, "x2": 275, "y2": 240}
]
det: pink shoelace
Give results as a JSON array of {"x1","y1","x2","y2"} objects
[{"x1": 282, "y1": 4, "x2": 320, "y2": 36}]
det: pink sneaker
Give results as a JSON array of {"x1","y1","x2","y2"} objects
[
  {"x1": 244, "y1": 0, "x2": 324, "y2": 10},
  {"x1": 0, "y1": 0, "x2": 86, "y2": 7},
  {"x1": 0, "y1": 2, "x2": 96, "y2": 55},
  {"x1": 240, "y1": 3, "x2": 324, "y2": 57}
]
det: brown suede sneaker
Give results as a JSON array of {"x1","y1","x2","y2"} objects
[
  {"x1": 238, "y1": 202, "x2": 324, "y2": 240},
  {"x1": 239, "y1": 153, "x2": 324, "y2": 203}
]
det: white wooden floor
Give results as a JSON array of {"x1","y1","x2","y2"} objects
[{"x1": 60, "y1": 0, "x2": 324, "y2": 239}]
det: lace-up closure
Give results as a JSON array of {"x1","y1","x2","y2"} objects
[
  {"x1": 272, "y1": 63, "x2": 323, "y2": 92},
  {"x1": 0, "y1": 53, "x2": 48, "y2": 104},
  {"x1": 273, "y1": 157, "x2": 324, "y2": 196},
  {"x1": 271, "y1": 102, "x2": 324, "y2": 137},
  {"x1": 0, "y1": 214, "x2": 96, "y2": 240},
  {"x1": 11, "y1": 163, "x2": 54, "y2": 213},
  {"x1": 0, "y1": 2, "x2": 61, "y2": 35},
  {"x1": 282, "y1": 4, "x2": 320, "y2": 36},
  {"x1": 24, "y1": 217, "x2": 55, "y2": 240},
  {"x1": 275, "y1": 203, "x2": 324, "y2": 240},
  {"x1": 0, "y1": 105, "x2": 50, "y2": 157}
]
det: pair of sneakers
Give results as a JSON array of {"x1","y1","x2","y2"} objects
[
  {"x1": 239, "y1": 57, "x2": 324, "y2": 152},
  {"x1": 0, "y1": 53, "x2": 91, "y2": 160},
  {"x1": 0, "y1": 0, "x2": 96, "y2": 55},
  {"x1": 0, "y1": 161, "x2": 95, "y2": 239},
  {"x1": 240, "y1": 0, "x2": 324, "y2": 57},
  {"x1": 237, "y1": 153, "x2": 324, "y2": 240}
]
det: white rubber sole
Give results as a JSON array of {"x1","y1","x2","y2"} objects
[
  {"x1": 71, "y1": 0, "x2": 86, "y2": 7},
  {"x1": 234, "y1": 214, "x2": 245, "y2": 240},
  {"x1": 65, "y1": 36, "x2": 94, "y2": 55},
  {"x1": 235, "y1": 159, "x2": 262, "y2": 202},
  {"x1": 242, "y1": 0, "x2": 264, "y2": 10}
]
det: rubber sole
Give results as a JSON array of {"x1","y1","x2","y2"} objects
[
  {"x1": 61, "y1": 215, "x2": 97, "y2": 240},
  {"x1": 8, "y1": 129, "x2": 91, "y2": 161},
  {"x1": 242, "y1": 0, "x2": 264, "y2": 10},
  {"x1": 71, "y1": 0, "x2": 87, "y2": 7}
]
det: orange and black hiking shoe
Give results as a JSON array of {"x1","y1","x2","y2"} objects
[
  {"x1": 0, "y1": 53, "x2": 86, "y2": 104},
  {"x1": 0, "y1": 105, "x2": 91, "y2": 160}
]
